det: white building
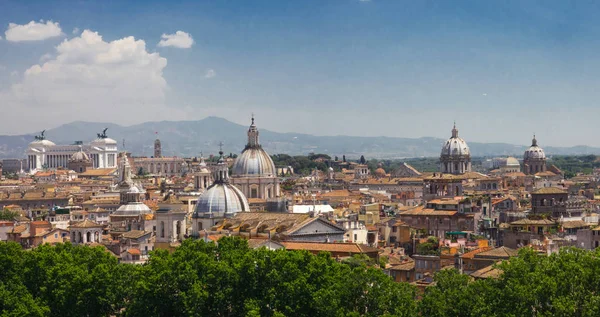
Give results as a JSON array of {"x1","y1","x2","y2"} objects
[{"x1": 26, "y1": 131, "x2": 118, "y2": 174}]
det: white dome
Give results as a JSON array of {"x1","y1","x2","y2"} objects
[
  {"x1": 71, "y1": 150, "x2": 90, "y2": 161},
  {"x1": 506, "y1": 157, "x2": 520, "y2": 167},
  {"x1": 91, "y1": 137, "x2": 117, "y2": 146},
  {"x1": 524, "y1": 146, "x2": 546, "y2": 160},
  {"x1": 29, "y1": 139, "x2": 56, "y2": 147},
  {"x1": 232, "y1": 147, "x2": 276, "y2": 177},
  {"x1": 193, "y1": 183, "x2": 249, "y2": 217},
  {"x1": 441, "y1": 137, "x2": 470, "y2": 156},
  {"x1": 524, "y1": 136, "x2": 546, "y2": 160}
]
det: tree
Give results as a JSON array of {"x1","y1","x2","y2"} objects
[
  {"x1": 360, "y1": 155, "x2": 366, "y2": 164},
  {"x1": 0, "y1": 208, "x2": 19, "y2": 221}
]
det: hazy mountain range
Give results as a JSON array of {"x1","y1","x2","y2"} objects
[{"x1": 1, "y1": 116, "x2": 599, "y2": 160}]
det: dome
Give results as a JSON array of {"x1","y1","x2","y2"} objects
[
  {"x1": 441, "y1": 124, "x2": 470, "y2": 157},
  {"x1": 91, "y1": 137, "x2": 117, "y2": 146},
  {"x1": 114, "y1": 202, "x2": 152, "y2": 215},
  {"x1": 231, "y1": 116, "x2": 276, "y2": 177},
  {"x1": 505, "y1": 157, "x2": 520, "y2": 167},
  {"x1": 524, "y1": 136, "x2": 546, "y2": 160},
  {"x1": 70, "y1": 149, "x2": 90, "y2": 161},
  {"x1": 29, "y1": 139, "x2": 56, "y2": 147},
  {"x1": 375, "y1": 168, "x2": 386, "y2": 177},
  {"x1": 193, "y1": 183, "x2": 249, "y2": 217},
  {"x1": 232, "y1": 148, "x2": 276, "y2": 176}
]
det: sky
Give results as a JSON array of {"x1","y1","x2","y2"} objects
[{"x1": 1, "y1": 0, "x2": 600, "y2": 147}]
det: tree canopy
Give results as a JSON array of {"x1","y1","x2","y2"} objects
[{"x1": 4, "y1": 240, "x2": 600, "y2": 316}]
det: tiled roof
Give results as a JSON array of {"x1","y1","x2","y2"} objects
[
  {"x1": 532, "y1": 187, "x2": 567, "y2": 194},
  {"x1": 461, "y1": 247, "x2": 494, "y2": 259},
  {"x1": 470, "y1": 264, "x2": 503, "y2": 279},
  {"x1": 121, "y1": 230, "x2": 150, "y2": 239},
  {"x1": 70, "y1": 219, "x2": 103, "y2": 228},
  {"x1": 561, "y1": 220, "x2": 591, "y2": 229},
  {"x1": 78, "y1": 168, "x2": 118, "y2": 177},
  {"x1": 280, "y1": 242, "x2": 379, "y2": 254},
  {"x1": 126, "y1": 248, "x2": 141, "y2": 255},
  {"x1": 510, "y1": 218, "x2": 555, "y2": 226},
  {"x1": 389, "y1": 260, "x2": 415, "y2": 271},
  {"x1": 399, "y1": 206, "x2": 457, "y2": 216},
  {"x1": 475, "y1": 247, "x2": 518, "y2": 259},
  {"x1": 10, "y1": 224, "x2": 27, "y2": 234}
]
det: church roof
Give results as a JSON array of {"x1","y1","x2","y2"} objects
[{"x1": 70, "y1": 219, "x2": 103, "y2": 228}]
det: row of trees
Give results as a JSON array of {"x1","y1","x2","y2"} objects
[{"x1": 3, "y1": 239, "x2": 600, "y2": 317}]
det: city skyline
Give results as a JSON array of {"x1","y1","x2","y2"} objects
[{"x1": 2, "y1": 1, "x2": 600, "y2": 146}]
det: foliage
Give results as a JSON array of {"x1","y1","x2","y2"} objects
[
  {"x1": 0, "y1": 239, "x2": 417, "y2": 317},
  {"x1": 0, "y1": 209, "x2": 19, "y2": 221},
  {"x1": 416, "y1": 236, "x2": 440, "y2": 255},
  {"x1": 549, "y1": 155, "x2": 600, "y2": 178},
  {"x1": 271, "y1": 154, "x2": 329, "y2": 175},
  {"x1": 6, "y1": 239, "x2": 600, "y2": 316}
]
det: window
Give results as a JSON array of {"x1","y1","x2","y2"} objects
[
  {"x1": 54, "y1": 233, "x2": 58, "y2": 238},
  {"x1": 250, "y1": 188, "x2": 258, "y2": 198},
  {"x1": 354, "y1": 234, "x2": 357, "y2": 241}
]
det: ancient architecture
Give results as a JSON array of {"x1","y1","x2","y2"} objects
[
  {"x1": 230, "y1": 116, "x2": 280, "y2": 199},
  {"x1": 523, "y1": 135, "x2": 547, "y2": 175},
  {"x1": 67, "y1": 146, "x2": 93, "y2": 173},
  {"x1": 440, "y1": 123, "x2": 471, "y2": 175},
  {"x1": 27, "y1": 129, "x2": 118, "y2": 173},
  {"x1": 110, "y1": 154, "x2": 152, "y2": 232},
  {"x1": 191, "y1": 149, "x2": 250, "y2": 236}
]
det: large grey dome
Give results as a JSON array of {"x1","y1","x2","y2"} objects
[
  {"x1": 232, "y1": 148, "x2": 276, "y2": 176},
  {"x1": 194, "y1": 150, "x2": 249, "y2": 218},
  {"x1": 193, "y1": 183, "x2": 249, "y2": 217},
  {"x1": 231, "y1": 116, "x2": 276, "y2": 177}
]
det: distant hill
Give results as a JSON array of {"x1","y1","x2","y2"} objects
[{"x1": 1, "y1": 116, "x2": 600, "y2": 159}]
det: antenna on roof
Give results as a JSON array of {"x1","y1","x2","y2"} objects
[{"x1": 122, "y1": 139, "x2": 126, "y2": 149}]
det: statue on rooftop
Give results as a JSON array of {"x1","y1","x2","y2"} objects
[
  {"x1": 34, "y1": 130, "x2": 46, "y2": 141},
  {"x1": 97, "y1": 128, "x2": 108, "y2": 139}
]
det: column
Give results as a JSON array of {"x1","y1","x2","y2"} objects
[{"x1": 83, "y1": 231, "x2": 87, "y2": 244}]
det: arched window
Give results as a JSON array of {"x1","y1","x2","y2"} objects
[
  {"x1": 86, "y1": 231, "x2": 92, "y2": 243},
  {"x1": 160, "y1": 221, "x2": 165, "y2": 238},
  {"x1": 78, "y1": 232, "x2": 82, "y2": 243}
]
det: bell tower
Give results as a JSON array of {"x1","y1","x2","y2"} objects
[{"x1": 154, "y1": 132, "x2": 162, "y2": 158}]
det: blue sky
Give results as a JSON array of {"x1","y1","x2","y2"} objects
[{"x1": 1, "y1": 0, "x2": 600, "y2": 147}]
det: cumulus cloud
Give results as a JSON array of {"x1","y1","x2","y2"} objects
[
  {"x1": 205, "y1": 69, "x2": 216, "y2": 79},
  {"x1": 0, "y1": 30, "x2": 193, "y2": 133},
  {"x1": 157, "y1": 31, "x2": 194, "y2": 48},
  {"x1": 5, "y1": 20, "x2": 62, "y2": 42}
]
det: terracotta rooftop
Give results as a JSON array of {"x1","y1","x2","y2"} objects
[
  {"x1": 70, "y1": 219, "x2": 103, "y2": 228},
  {"x1": 532, "y1": 187, "x2": 567, "y2": 195},
  {"x1": 280, "y1": 241, "x2": 380, "y2": 254},
  {"x1": 470, "y1": 263, "x2": 503, "y2": 279},
  {"x1": 475, "y1": 246, "x2": 518, "y2": 259},
  {"x1": 510, "y1": 218, "x2": 556, "y2": 226},
  {"x1": 389, "y1": 260, "x2": 415, "y2": 271},
  {"x1": 399, "y1": 206, "x2": 457, "y2": 217},
  {"x1": 461, "y1": 247, "x2": 494, "y2": 259},
  {"x1": 121, "y1": 230, "x2": 150, "y2": 239}
]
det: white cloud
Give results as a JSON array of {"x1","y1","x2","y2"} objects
[
  {"x1": 39, "y1": 53, "x2": 53, "y2": 62},
  {"x1": 72, "y1": 27, "x2": 80, "y2": 35},
  {"x1": 0, "y1": 30, "x2": 193, "y2": 133},
  {"x1": 157, "y1": 31, "x2": 194, "y2": 48},
  {"x1": 5, "y1": 20, "x2": 62, "y2": 42},
  {"x1": 205, "y1": 69, "x2": 216, "y2": 79}
]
